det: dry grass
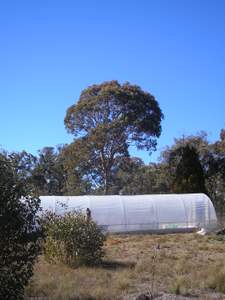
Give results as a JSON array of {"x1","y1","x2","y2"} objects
[{"x1": 25, "y1": 233, "x2": 225, "y2": 299}]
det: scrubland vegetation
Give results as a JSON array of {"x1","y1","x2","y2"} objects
[{"x1": 26, "y1": 233, "x2": 225, "y2": 300}]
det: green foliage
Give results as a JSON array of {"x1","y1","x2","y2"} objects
[
  {"x1": 32, "y1": 146, "x2": 66, "y2": 195},
  {"x1": 4, "y1": 147, "x2": 68, "y2": 196},
  {"x1": 42, "y1": 211, "x2": 106, "y2": 267},
  {"x1": 61, "y1": 140, "x2": 94, "y2": 195},
  {"x1": 169, "y1": 145, "x2": 207, "y2": 194},
  {"x1": 160, "y1": 131, "x2": 225, "y2": 223},
  {"x1": 220, "y1": 129, "x2": 225, "y2": 141},
  {"x1": 64, "y1": 80, "x2": 163, "y2": 193},
  {"x1": 0, "y1": 154, "x2": 42, "y2": 300},
  {"x1": 110, "y1": 157, "x2": 171, "y2": 195},
  {"x1": 8, "y1": 150, "x2": 37, "y2": 183}
]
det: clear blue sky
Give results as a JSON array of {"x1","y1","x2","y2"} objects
[{"x1": 1, "y1": 0, "x2": 225, "y2": 162}]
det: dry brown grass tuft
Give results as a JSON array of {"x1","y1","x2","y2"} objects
[{"x1": 26, "y1": 233, "x2": 225, "y2": 299}]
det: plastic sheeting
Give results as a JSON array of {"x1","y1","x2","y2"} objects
[{"x1": 39, "y1": 193, "x2": 217, "y2": 233}]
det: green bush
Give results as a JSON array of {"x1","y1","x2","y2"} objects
[
  {"x1": 0, "y1": 154, "x2": 42, "y2": 300},
  {"x1": 42, "y1": 211, "x2": 106, "y2": 267}
]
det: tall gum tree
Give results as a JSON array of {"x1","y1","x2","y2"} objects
[{"x1": 64, "y1": 81, "x2": 163, "y2": 194}]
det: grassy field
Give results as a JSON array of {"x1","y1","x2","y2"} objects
[{"x1": 26, "y1": 233, "x2": 225, "y2": 300}]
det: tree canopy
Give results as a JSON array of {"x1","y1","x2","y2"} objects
[
  {"x1": 168, "y1": 144, "x2": 207, "y2": 194},
  {"x1": 64, "y1": 81, "x2": 163, "y2": 193}
]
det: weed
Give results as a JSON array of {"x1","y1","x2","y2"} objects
[{"x1": 207, "y1": 265, "x2": 225, "y2": 293}]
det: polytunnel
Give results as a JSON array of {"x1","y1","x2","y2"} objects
[{"x1": 39, "y1": 193, "x2": 217, "y2": 233}]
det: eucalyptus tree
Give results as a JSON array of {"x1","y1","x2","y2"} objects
[
  {"x1": 65, "y1": 81, "x2": 163, "y2": 194},
  {"x1": 8, "y1": 150, "x2": 37, "y2": 182},
  {"x1": 32, "y1": 146, "x2": 66, "y2": 195}
]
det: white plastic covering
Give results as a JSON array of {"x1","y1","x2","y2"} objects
[{"x1": 39, "y1": 193, "x2": 217, "y2": 233}]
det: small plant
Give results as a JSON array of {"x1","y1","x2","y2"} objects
[
  {"x1": 207, "y1": 265, "x2": 225, "y2": 293},
  {"x1": 148, "y1": 243, "x2": 160, "y2": 299},
  {"x1": 169, "y1": 278, "x2": 181, "y2": 295},
  {"x1": 116, "y1": 277, "x2": 130, "y2": 291},
  {"x1": 169, "y1": 275, "x2": 191, "y2": 296},
  {"x1": 42, "y1": 210, "x2": 106, "y2": 267}
]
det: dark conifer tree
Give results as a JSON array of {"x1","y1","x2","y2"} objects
[{"x1": 169, "y1": 145, "x2": 207, "y2": 194}]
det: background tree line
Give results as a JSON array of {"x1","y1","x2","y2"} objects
[{"x1": 1, "y1": 130, "x2": 225, "y2": 223}]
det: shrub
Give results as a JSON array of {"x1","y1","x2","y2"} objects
[
  {"x1": 0, "y1": 154, "x2": 42, "y2": 300},
  {"x1": 42, "y1": 211, "x2": 106, "y2": 266}
]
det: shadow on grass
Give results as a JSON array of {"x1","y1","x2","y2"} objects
[{"x1": 98, "y1": 259, "x2": 135, "y2": 270}]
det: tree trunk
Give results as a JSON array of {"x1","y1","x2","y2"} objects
[
  {"x1": 104, "y1": 171, "x2": 109, "y2": 195},
  {"x1": 100, "y1": 149, "x2": 110, "y2": 195}
]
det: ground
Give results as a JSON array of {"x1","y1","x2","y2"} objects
[{"x1": 26, "y1": 233, "x2": 225, "y2": 300}]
